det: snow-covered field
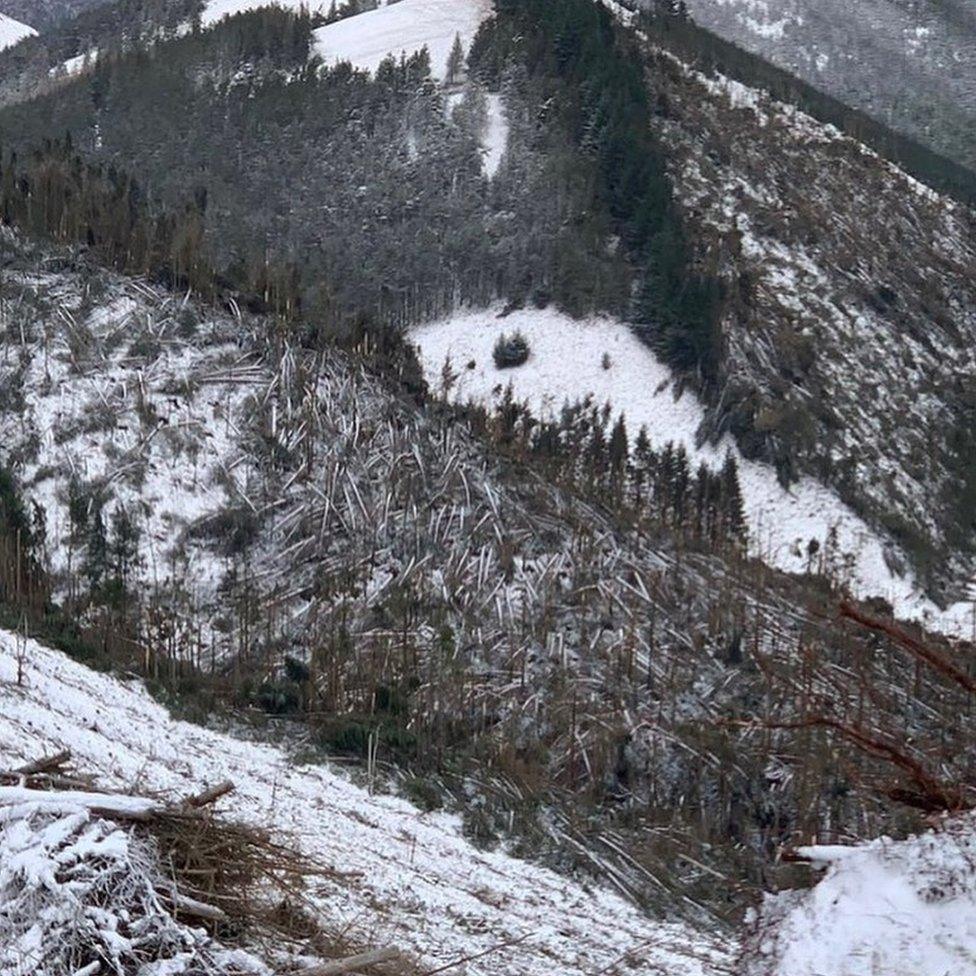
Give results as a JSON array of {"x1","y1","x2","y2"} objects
[
  {"x1": 743, "y1": 821, "x2": 976, "y2": 975},
  {"x1": 202, "y1": 0, "x2": 506, "y2": 169},
  {"x1": 0, "y1": 629, "x2": 731, "y2": 976},
  {"x1": 0, "y1": 13, "x2": 35, "y2": 52},
  {"x1": 411, "y1": 307, "x2": 976, "y2": 637},
  {"x1": 201, "y1": 0, "x2": 491, "y2": 82},
  {"x1": 312, "y1": 0, "x2": 491, "y2": 81}
]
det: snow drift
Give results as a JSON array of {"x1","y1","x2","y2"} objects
[{"x1": 741, "y1": 818, "x2": 976, "y2": 975}]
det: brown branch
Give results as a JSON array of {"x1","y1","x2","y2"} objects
[
  {"x1": 185, "y1": 780, "x2": 235, "y2": 808},
  {"x1": 839, "y1": 601, "x2": 976, "y2": 695},
  {"x1": 736, "y1": 716, "x2": 969, "y2": 813}
]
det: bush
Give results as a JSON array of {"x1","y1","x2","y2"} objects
[{"x1": 492, "y1": 331, "x2": 530, "y2": 369}]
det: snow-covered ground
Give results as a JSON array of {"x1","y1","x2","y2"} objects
[
  {"x1": 743, "y1": 820, "x2": 976, "y2": 975},
  {"x1": 0, "y1": 281, "x2": 259, "y2": 603},
  {"x1": 0, "y1": 13, "x2": 35, "y2": 52},
  {"x1": 312, "y1": 0, "x2": 490, "y2": 81},
  {"x1": 0, "y1": 629, "x2": 731, "y2": 976},
  {"x1": 411, "y1": 307, "x2": 976, "y2": 637}
]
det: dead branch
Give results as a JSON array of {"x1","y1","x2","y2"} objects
[
  {"x1": 839, "y1": 601, "x2": 976, "y2": 695},
  {"x1": 168, "y1": 891, "x2": 229, "y2": 923},
  {"x1": 0, "y1": 785, "x2": 163, "y2": 821},
  {"x1": 420, "y1": 934, "x2": 531, "y2": 976},
  {"x1": 185, "y1": 780, "x2": 235, "y2": 808}
]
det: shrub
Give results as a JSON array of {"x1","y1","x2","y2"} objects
[{"x1": 492, "y1": 330, "x2": 530, "y2": 369}]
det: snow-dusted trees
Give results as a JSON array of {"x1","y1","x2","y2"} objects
[{"x1": 445, "y1": 31, "x2": 465, "y2": 85}]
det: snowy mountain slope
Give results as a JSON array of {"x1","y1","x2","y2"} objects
[
  {"x1": 201, "y1": 0, "x2": 491, "y2": 81},
  {"x1": 741, "y1": 817, "x2": 976, "y2": 976},
  {"x1": 0, "y1": 12, "x2": 34, "y2": 51},
  {"x1": 9, "y1": 233, "x2": 971, "y2": 923},
  {"x1": 673, "y1": 0, "x2": 976, "y2": 170},
  {"x1": 411, "y1": 307, "x2": 976, "y2": 637},
  {"x1": 627, "y1": 42, "x2": 976, "y2": 605},
  {"x1": 0, "y1": 628, "x2": 732, "y2": 976},
  {"x1": 0, "y1": 268, "x2": 272, "y2": 605},
  {"x1": 312, "y1": 0, "x2": 491, "y2": 81}
]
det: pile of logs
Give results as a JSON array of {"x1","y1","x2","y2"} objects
[{"x1": 0, "y1": 750, "x2": 405, "y2": 976}]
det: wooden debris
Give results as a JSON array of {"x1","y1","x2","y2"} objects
[
  {"x1": 14, "y1": 749, "x2": 72, "y2": 775},
  {"x1": 299, "y1": 947, "x2": 401, "y2": 975},
  {"x1": 186, "y1": 779, "x2": 235, "y2": 808}
]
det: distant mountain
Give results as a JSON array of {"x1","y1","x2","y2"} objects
[{"x1": 675, "y1": 0, "x2": 976, "y2": 169}]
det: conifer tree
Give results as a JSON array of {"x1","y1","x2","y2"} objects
[{"x1": 446, "y1": 32, "x2": 466, "y2": 86}]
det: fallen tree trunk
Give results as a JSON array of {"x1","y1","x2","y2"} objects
[
  {"x1": 186, "y1": 779, "x2": 236, "y2": 808},
  {"x1": 300, "y1": 947, "x2": 402, "y2": 975},
  {"x1": 0, "y1": 785, "x2": 163, "y2": 821},
  {"x1": 14, "y1": 749, "x2": 72, "y2": 775}
]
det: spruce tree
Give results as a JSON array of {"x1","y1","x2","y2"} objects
[{"x1": 446, "y1": 33, "x2": 466, "y2": 86}]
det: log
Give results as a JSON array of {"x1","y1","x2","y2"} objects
[
  {"x1": 169, "y1": 891, "x2": 229, "y2": 922},
  {"x1": 185, "y1": 780, "x2": 235, "y2": 808},
  {"x1": 300, "y1": 947, "x2": 401, "y2": 975},
  {"x1": 0, "y1": 786, "x2": 163, "y2": 821},
  {"x1": 15, "y1": 749, "x2": 72, "y2": 775}
]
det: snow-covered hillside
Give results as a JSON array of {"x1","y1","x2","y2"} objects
[
  {"x1": 312, "y1": 0, "x2": 491, "y2": 81},
  {"x1": 0, "y1": 12, "x2": 34, "y2": 51},
  {"x1": 411, "y1": 307, "x2": 976, "y2": 637},
  {"x1": 741, "y1": 819, "x2": 976, "y2": 976},
  {"x1": 201, "y1": 0, "x2": 492, "y2": 83},
  {"x1": 0, "y1": 628, "x2": 731, "y2": 976}
]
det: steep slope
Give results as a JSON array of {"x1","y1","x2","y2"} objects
[
  {"x1": 631, "y1": 43, "x2": 976, "y2": 605},
  {"x1": 0, "y1": 627, "x2": 731, "y2": 976},
  {"x1": 5, "y1": 229, "x2": 976, "y2": 927},
  {"x1": 412, "y1": 308, "x2": 973, "y2": 636},
  {"x1": 672, "y1": 0, "x2": 976, "y2": 171}
]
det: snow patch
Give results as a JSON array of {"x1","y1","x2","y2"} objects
[
  {"x1": 0, "y1": 13, "x2": 35, "y2": 53},
  {"x1": 744, "y1": 818, "x2": 976, "y2": 976},
  {"x1": 483, "y1": 92, "x2": 508, "y2": 177},
  {"x1": 312, "y1": 0, "x2": 491, "y2": 82}
]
